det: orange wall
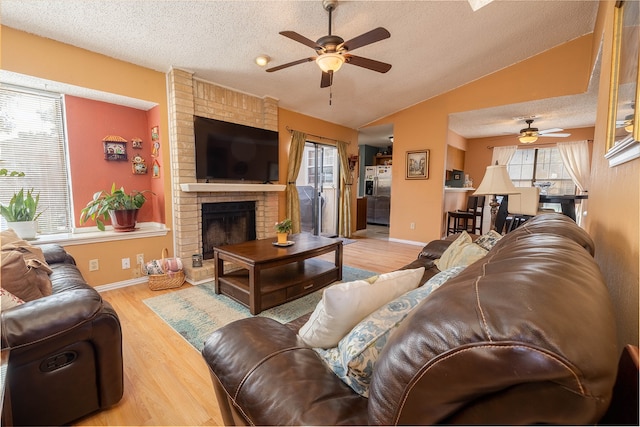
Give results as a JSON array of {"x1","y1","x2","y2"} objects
[
  {"x1": 1, "y1": 26, "x2": 172, "y2": 286},
  {"x1": 367, "y1": 34, "x2": 595, "y2": 244},
  {"x1": 465, "y1": 126, "x2": 596, "y2": 189},
  {"x1": 586, "y1": 0, "x2": 638, "y2": 352},
  {"x1": 277, "y1": 108, "x2": 360, "y2": 228},
  {"x1": 65, "y1": 95, "x2": 158, "y2": 226}
]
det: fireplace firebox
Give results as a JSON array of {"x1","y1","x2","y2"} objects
[{"x1": 201, "y1": 201, "x2": 256, "y2": 259}]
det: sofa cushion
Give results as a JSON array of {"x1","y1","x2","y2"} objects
[
  {"x1": 434, "y1": 231, "x2": 488, "y2": 271},
  {"x1": 1, "y1": 229, "x2": 53, "y2": 302},
  {"x1": 298, "y1": 267, "x2": 425, "y2": 349},
  {"x1": 317, "y1": 266, "x2": 466, "y2": 397}
]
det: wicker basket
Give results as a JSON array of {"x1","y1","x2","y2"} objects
[{"x1": 146, "y1": 248, "x2": 185, "y2": 291}]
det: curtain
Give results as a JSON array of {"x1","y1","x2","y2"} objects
[
  {"x1": 336, "y1": 141, "x2": 352, "y2": 238},
  {"x1": 286, "y1": 130, "x2": 306, "y2": 233},
  {"x1": 491, "y1": 145, "x2": 518, "y2": 165},
  {"x1": 557, "y1": 140, "x2": 590, "y2": 225}
]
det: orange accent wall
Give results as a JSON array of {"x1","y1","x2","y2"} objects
[
  {"x1": 65, "y1": 95, "x2": 157, "y2": 226},
  {"x1": 2, "y1": 26, "x2": 172, "y2": 286}
]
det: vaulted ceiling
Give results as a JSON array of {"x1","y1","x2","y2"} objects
[{"x1": 1, "y1": 0, "x2": 600, "y2": 143}]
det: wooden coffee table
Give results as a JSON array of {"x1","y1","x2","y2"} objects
[{"x1": 213, "y1": 234, "x2": 343, "y2": 314}]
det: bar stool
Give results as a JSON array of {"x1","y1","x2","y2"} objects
[{"x1": 447, "y1": 196, "x2": 485, "y2": 235}]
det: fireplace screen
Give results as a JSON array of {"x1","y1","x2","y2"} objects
[{"x1": 201, "y1": 201, "x2": 256, "y2": 259}]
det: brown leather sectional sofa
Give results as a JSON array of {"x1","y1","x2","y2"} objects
[
  {"x1": 1, "y1": 244, "x2": 123, "y2": 426},
  {"x1": 202, "y1": 213, "x2": 620, "y2": 425}
]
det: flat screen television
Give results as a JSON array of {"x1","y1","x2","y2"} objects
[{"x1": 194, "y1": 116, "x2": 279, "y2": 182}]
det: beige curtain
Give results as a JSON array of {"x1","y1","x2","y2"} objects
[
  {"x1": 557, "y1": 140, "x2": 590, "y2": 225},
  {"x1": 491, "y1": 145, "x2": 518, "y2": 165},
  {"x1": 286, "y1": 130, "x2": 306, "y2": 233},
  {"x1": 336, "y1": 140, "x2": 352, "y2": 238}
]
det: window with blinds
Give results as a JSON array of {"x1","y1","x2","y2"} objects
[
  {"x1": 0, "y1": 86, "x2": 71, "y2": 234},
  {"x1": 507, "y1": 147, "x2": 575, "y2": 194}
]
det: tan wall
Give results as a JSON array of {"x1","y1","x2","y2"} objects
[
  {"x1": 1, "y1": 26, "x2": 173, "y2": 286},
  {"x1": 277, "y1": 108, "x2": 360, "y2": 231},
  {"x1": 367, "y1": 34, "x2": 595, "y2": 244},
  {"x1": 586, "y1": 1, "x2": 639, "y2": 352}
]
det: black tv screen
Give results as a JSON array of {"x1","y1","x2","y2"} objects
[{"x1": 194, "y1": 116, "x2": 279, "y2": 182}]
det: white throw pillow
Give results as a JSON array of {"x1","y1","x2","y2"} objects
[
  {"x1": 298, "y1": 267, "x2": 425, "y2": 348},
  {"x1": 434, "y1": 231, "x2": 488, "y2": 271}
]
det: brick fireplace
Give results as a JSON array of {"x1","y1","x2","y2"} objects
[{"x1": 167, "y1": 68, "x2": 281, "y2": 282}]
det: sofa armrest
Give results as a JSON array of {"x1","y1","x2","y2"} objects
[
  {"x1": 202, "y1": 317, "x2": 368, "y2": 426},
  {"x1": 1, "y1": 288, "x2": 102, "y2": 349},
  {"x1": 418, "y1": 239, "x2": 454, "y2": 260},
  {"x1": 41, "y1": 244, "x2": 76, "y2": 265}
]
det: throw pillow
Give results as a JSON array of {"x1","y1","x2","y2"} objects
[
  {"x1": 1, "y1": 287, "x2": 25, "y2": 310},
  {"x1": 1, "y1": 229, "x2": 53, "y2": 302},
  {"x1": 474, "y1": 230, "x2": 503, "y2": 251},
  {"x1": 434, "y1": 231, "x2": 488, "y2": 271},
  {"x1": 298, "y1": 267, "x2": 425, "y2": 349},
  {"x1": 316, "y1": 265, "x2": 466, "y2": 397}
]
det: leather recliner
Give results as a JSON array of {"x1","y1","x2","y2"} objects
[{"x1": 1, "y1": 244, "x2": 123, "y2": 426}]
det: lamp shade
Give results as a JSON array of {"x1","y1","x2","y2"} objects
[
  {"x1": 474, "y1": 164, "x2": 519, "y2": 196},
  {"x1": 316, "y1": 53, "x2": 345, "y2": 73}
]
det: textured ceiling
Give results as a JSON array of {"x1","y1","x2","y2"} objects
[{"x1": 1, "y1": 0, "x2": 600, "y2": 144}]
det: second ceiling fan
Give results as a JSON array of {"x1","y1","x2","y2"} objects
[
  {"x1": 266, "y1": 0, "x2": 391, "y2": 88},
  {"x1": 518, "y1": 119, "x2": 571, "y2": 143}
]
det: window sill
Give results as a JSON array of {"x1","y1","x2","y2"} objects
[{"x1": 30, "y1": 222, "x2": 169, "y2": 246}]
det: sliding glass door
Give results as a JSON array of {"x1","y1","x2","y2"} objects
[{"x1": 296, "y1": 142, "x2": 340, "y2": 237}]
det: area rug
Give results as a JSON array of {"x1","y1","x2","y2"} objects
[{"x1": 143, "y1": 265, "x2": 376, "y2": 351}]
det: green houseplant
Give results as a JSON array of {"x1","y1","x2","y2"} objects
[
  {"x1": 274, "y1": 218, "x2": 292, "y2": 244},
  {"x1": 0, "y1": 188, "x2": 42, "y2": 239},
  {"x1": 79, "y1": 183, "x2": 151, "y2": 232}
]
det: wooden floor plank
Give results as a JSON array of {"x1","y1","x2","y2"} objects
[{"x1": 73, "y1": 235, "x2": 421, "y2": 426}]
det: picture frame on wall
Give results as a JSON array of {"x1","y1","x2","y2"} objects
[
  {"x1": 406, "y1": 150, "x2": 429, "y2": 179},
  {"x1": 104, "y1": 141, "x2": 127, "y2": 161}
]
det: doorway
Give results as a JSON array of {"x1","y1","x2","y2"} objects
[{"x1": 296, "y1": 142, "x2": 340, "y2": 237}]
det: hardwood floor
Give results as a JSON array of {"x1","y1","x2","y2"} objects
[{"x1": 74, "y1": 235, "x2": 421, "y2": 426}]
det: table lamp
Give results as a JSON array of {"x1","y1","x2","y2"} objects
[{"x1": 474, "y1": 163, "x2": 519, "y2": 231}]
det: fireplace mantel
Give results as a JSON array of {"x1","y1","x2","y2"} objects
[{"x1": 180, "y1": 183, "x2": 286, "y2": 193}]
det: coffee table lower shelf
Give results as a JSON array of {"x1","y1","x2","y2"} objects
[{"x1": 217, "y1": 258, "x2": 338, "y2": 313}]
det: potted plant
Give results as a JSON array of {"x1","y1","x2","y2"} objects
[
  {"x1": 79, "y1": 183, "x2": 152, "y2": 232},
  {"x1": 0, "y1": 188, "x2": 42, "y2": 239},
  {"x1": 274, "y1": 218, "x2": 292, "y2": 244}
]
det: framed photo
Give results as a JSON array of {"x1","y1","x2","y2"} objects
[
  {"x1": 406, "y1": 150, "x2": 429, "y2": 179},
  {"x1": 104, "y1": 141, "x2": 127, "y2": 161}
]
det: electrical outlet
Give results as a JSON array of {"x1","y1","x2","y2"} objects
[
  {"x1": 410, "y1": 222, "x2": 416, "y2": 230},
  {"x1": 89, "y1": 259, "x2": 99, "y2": 271},
  {"x1": 121, "y1": 257, "x2": 130, "y2": 269},
  {"x1": 136, "y1": 253, "x2": 144, "y2": 265}
]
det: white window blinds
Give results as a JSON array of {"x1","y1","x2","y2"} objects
[{"x1": 0, "y1": 85, "x2": 71, "y2": 234}]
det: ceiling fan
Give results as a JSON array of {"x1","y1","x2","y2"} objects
[
  {"x1": 518, "y1": 119, "x2": 571, "y2": 143},
  {"x1": 266, "y1": 0, "x2": 391, "y2": 88}
]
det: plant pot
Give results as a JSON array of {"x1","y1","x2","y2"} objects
[
  {"x1": 7, "y1": 221, "x2": 37, "y2": 240},
  {"x1": 277, "y1": 232, "x2": 289, "y2": 244},
  {"x1": 109, "y1": 209, "x2": 139, "y2": 232}
]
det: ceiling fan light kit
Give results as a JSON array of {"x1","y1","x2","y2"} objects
[
  {"x1": 517, "y1": 118, "x2": 570, "y2": 143},
  {"x1": 266, "y1": 0, "x2": 391, "y2": 89},
  {"x1": 316, "y1": 53, "x2": 345, "y2": 73},
  {"x1": 255, "y1": 55, "x2": 270, "y2": 67}
]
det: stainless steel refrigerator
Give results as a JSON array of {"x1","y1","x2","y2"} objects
[{"x1": 365, "y1": 165, "x2": 391, "y2": 225}]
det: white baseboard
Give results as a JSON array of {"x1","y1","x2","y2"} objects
[
  {"x1": 95, "y1": 277, "x2": 148, "y2": 293},
  {"x1": 388, "y1": 237, "x2": 426, "y2": 247}
]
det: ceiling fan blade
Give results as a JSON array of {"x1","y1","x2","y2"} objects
[
  {"x1": 279, "y1": 31, "x2": 322, "y2": 51},
  {"x1": 321, "y1": 71, "x2": 333, "y2": 88},
  {"x1": 539, "y1": 132, "x2": 571, "y2": 137},
  {"x1": 344, "y1": 55, "x2": 392, "y2": 73},
  {"x1": 266, "y1": 57, "x2": 315, "y2": 73},
  {"x1": 341, "y1": 27, "x2": 390, "y2": 52},
  {"x1": 538, "y1": 128, "x2": 564, "y2": 134}
]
